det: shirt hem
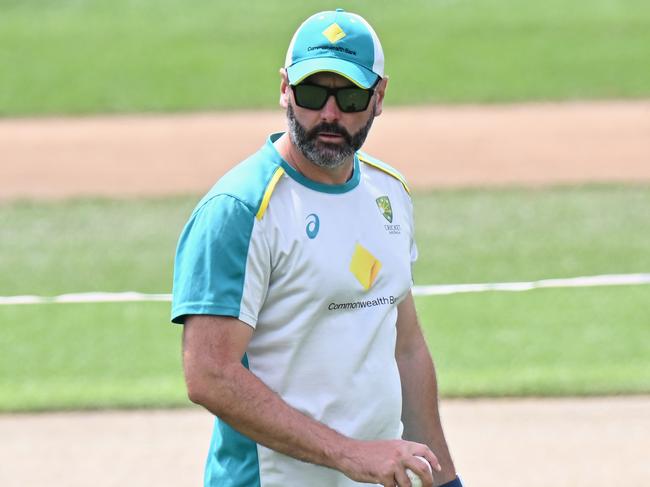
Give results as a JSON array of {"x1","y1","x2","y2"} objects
[{"x1": 171, "y1": 304, "x2": 242, "y2": 324}]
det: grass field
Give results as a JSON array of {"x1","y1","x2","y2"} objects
[
  {"x1": 2, "y1": 286, "x2": 648, "y2": 411},
  {"x1": 1, "y1": 186, "x2": 648, "y2": 296},
  {"x1": 0, "y1": 303, "x2": 183, "y2": 411},
  {"x1": 422, "y1": 286, "x2": 650, "y2": 396},
  {"x1": 1, "y1": 185, "x2": 649, "y2": 411},
  {"x1": 1, "y1": 0, "x2": 650, "y2": 116}
]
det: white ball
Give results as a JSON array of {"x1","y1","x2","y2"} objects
[{"x1": 405, "y1": 456, "x2": 432, "y2": 487}]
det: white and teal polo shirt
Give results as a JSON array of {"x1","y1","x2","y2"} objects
[{"x1": 172, "y1": 133, "x2": 418, "y2": 487}]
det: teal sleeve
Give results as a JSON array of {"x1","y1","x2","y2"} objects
[{"x1": 171, "y1": 195, "x2": 256, "y2": 324}]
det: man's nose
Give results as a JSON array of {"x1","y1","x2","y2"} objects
[{"x1": 320, "y1": 93, "x2": 342, "y2": 122}]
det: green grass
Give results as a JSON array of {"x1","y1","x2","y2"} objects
[
  {"x1": 1, "y1": 186, "x2": 648, "y2": 296},
  {"x1": 0, "y1": 303, "x2": 187, "y2": 411},
  {"x1": 420, "y1": 286, "x2": 650, "y2": 396},
  {"x1": 412, "y1": 185, "x2": 650, "y2": 284},
  {"x1": 1, "y1": 185, "x2": 649, "y2": 410},
  {"x1": 1, "y1": 286, "x2": 648, "y2": 411},
  {"x1": 1, "y1": 0, "x2": 650, "y2": 116},
  {"x1": 0, "y1": 196, "x2": 195, "y2": 296}
]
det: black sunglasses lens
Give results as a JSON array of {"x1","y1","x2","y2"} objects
[
  {"x1": 294, "y1": 84, "x2": 328, "y2": 110},
  {"x1": 336, "y1": 88, "x2": 372, "y2": 113},
  {"x1": 293, "y1": 84, "x2": 373, "y2": 112}
]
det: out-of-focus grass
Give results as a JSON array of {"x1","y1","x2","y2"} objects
[
  {"x1": 0, "y1": 196, "x2": 195, "y2": 296},
  {"x1": 1, "y1": 285, "x2": 647, "y2": 411},
  {"x1": 418, "y1": 286, "x2": 650, "y2": 397},
  {"x1": 1, "y1": 184, "x2": 649, "y2": 410},
  {"x1": 1, "y1": 0, "x2": 649, "y2": 115},
  {"x1": 2, "y1": 186, "x2": 648, "y2": 296},
  {"x1": 0, "y1": 302, "x2": 187, "y2": 411},
  {"x1": 412, "y1": 185, "x2": 650, "y2": 284}
]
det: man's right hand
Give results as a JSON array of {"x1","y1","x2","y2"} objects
[
  {"x1": 184, "y1": 315, "x2": 440, "y2": 486},
  {"x1": 337, "y1": 438, "x2": 440, "y2": 487}
]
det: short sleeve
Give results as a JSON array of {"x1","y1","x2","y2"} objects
[{"x1": 171, "y1": 195, "x2": 270, "y2": 327}]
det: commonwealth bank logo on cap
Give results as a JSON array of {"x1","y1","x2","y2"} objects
[{"x1": 284, "y1": 8, "x2": 384, "y2": 89}]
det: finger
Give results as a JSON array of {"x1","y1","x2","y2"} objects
[
  {"x1": 393, "y1": 468, "x2": 413, "y2": 487},
  {"x1": 384, "y1": 477, "x2": 400, "y2": 487},
  {"x1": 405, "y1": 457, "x2": 433, "y2": 487},
  {"x1": 418, "y1": 449, "x2": 441, "y2": 473}
]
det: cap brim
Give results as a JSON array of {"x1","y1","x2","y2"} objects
[{"x1": 286, "y1": 58, "x2": 379, "y2": 89}]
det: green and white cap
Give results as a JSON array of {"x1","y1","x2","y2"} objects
[{"x1": 285, "y1": 9, "x2": 384, "y2": 89}]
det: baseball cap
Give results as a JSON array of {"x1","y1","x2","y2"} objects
[{"x1": 285, "y1": 8, "x2": 384, "y2": 89}]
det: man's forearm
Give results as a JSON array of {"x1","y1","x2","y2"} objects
[
  {"x1": 190, "y1": 360, "x2": 351, "y2": 469},
  {"x1": 397, "y1": 340, "x2": 457, "y2": 484},
  {"x1": 184, "y1": 314, "x2": 444, "y2": 486}
]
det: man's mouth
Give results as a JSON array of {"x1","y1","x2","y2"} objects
[{"x1": 317, "y1": 132, "x2": 345, "y2": 141}]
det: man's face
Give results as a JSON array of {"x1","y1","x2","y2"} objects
[{"x1": 285, "y1": 72, "x2": 380, "y2": 169}]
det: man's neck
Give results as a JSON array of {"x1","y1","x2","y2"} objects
[{"x1": 274, "y1": 133, "x2": 354, "y2": 185}]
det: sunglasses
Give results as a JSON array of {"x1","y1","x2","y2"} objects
[{"x1": 291, "y1": 81, "x2": 377, "y2": 113}]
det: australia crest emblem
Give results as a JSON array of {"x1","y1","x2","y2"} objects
[{"x1": 375, "y1": 196, "x2": 393, "y2": 223}]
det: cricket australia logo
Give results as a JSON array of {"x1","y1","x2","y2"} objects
[
  {"x1": 376, "y1": 196, "x2": 393, "y2": 223},
  {"x1": 376, "y1": 196, "x2": 401, "y2": 235}
]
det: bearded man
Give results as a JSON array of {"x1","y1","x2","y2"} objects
[{"x1": 172, "y1": 8, "x2": 463, "y2": 487}]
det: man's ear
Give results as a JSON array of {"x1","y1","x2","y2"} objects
[
  {"x1": 279, "y1": 68, "x2": 290, "y2": 108},
  {"x1": 373, "y1": 75, "x2": 389, "y2": 117}
]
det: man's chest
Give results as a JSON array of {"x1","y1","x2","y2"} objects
[{"x1": 262, "y1": 183, "x2": 413, "y2": 300}]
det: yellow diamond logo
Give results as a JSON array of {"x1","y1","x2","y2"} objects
[
  {"x1": 322, "y1": 23, "x2": 346, "y2": 44},
  {"x1": 349, "y1": 243, "x2": 382, "y2": 290}
]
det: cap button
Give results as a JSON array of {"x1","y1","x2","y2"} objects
[{"x1": 335, "y1": 8, "x2": 345, "y2": 12}]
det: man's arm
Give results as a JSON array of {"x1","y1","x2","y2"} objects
[
  {"x1": 396, "y1": 292, "x2": 458, "y2": 485},
  {"x1": 183, "y1": 314, "x2": 441, "y2": 487}
]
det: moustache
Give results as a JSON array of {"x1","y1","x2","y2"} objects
[{"x1": 306, "y1": 123, "x2": 352, "y2": 145}]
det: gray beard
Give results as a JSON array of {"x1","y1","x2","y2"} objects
[{"x1": 287, "y1": 103, "x2": 376, "y2": 169}]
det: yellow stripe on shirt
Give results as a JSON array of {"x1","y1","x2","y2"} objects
[
  {"x1": 256, "y1": 167, "x2": 285, "y2": 220},
  {"x1": 358, "y1": 154, "x2": 411, "y2": 194}
]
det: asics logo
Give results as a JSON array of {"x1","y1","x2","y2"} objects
[{"x1": 305, "y1": 213, "x2": 320, "y2": 239}]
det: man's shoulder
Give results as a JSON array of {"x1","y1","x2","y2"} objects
[
  {"x1": 357, "y1": 151, "x2": 411, "y2": 195},
  {"x1": 195, "y1": 143, "x2": 283, "y2": 218}
]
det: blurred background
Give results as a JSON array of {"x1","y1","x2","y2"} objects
[{"x1": 1, "y1": 1, "x2": 649, "y2": 486}]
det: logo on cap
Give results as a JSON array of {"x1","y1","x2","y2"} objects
[{"x1": 322, "y1": 23, "x2": 346, "y2": 44}]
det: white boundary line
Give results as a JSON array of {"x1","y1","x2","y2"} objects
[
  {"x1": 412, "y1": 273, "x2": 650, "y2": 296},
  {"x1": 1, "y1": 274, "x2": 649, "y2": 305},
  {"x1": 0, "y1": 292, "x2": 172, "y2": 306}
]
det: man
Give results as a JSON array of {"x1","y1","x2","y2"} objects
[{"x1": 172, "y1": 8, "x2": 463, "y2": 487}]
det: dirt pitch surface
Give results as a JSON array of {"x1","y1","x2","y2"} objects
[
  {"x1": 1, "y1": 398, "x2": 648, "y2": 487},
  {"x1": 1, "y1": 100, "x2": 649, "y2": 200},
  {"x1": 1, "y1": 101, "x2": 649, "y2": 486}
]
